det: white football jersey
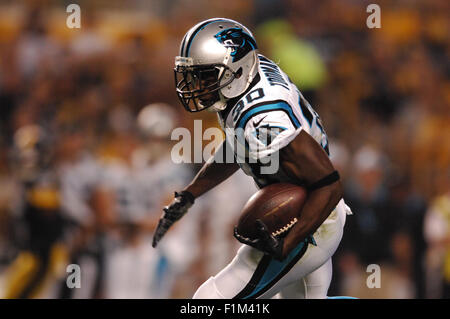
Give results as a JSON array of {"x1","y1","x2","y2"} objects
[
  {"x1": 218, "y1": 54, "x2": 329, "y2": 187},
  {"x1": 58, "y1": 153, "x2": 103, "y2": 226},
  {"x1": 99, "y1": 152, "x2": 193, "y2": 223}
]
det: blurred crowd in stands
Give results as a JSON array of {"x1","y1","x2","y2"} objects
[{"x1": 0, "y1": 0, "x2": 448, "y2": 299}]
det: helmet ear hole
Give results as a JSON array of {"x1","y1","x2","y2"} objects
[{"x1": 235, "y1": 67, "x2": 242, "y2": 79}]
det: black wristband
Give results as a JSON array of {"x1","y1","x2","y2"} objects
[
  {"x1": 175, "y1": 190, "x2": 195, "y2": 204},
  {"x1": 307, "y1": 170, "x2": 340, "y2": 191}
]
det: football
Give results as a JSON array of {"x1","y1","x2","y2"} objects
[{"x1": 235, "y1": 183, "x2": 308, "y2": 240}]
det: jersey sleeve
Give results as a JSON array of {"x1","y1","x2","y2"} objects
[{"x1": 237, "y1": 101, "x2": 303, "y2": 161}]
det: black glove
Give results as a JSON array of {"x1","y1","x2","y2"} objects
[
  {"x1": 152, "y1": 191, "x2": 195, "y2": 248},
  {"x1": 233, "y1": 219, "x2": 284, "y2": 261}
]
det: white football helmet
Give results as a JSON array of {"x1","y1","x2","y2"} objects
[
  {"x1": 174, "y1": 18, "x2": 259, "y2": 112},
  {"x1": 137, "y1": 103, "x2": 176, "y2": 138}
]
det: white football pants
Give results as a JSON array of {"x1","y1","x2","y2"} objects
[{"x1": 193, "y1": 199, "x2": 350, "y2": 299}]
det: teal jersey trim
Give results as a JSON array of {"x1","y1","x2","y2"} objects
[{"x1": 236, "y1": 101, "x2": 301, "y2": 131}]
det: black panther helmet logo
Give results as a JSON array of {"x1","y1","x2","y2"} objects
[{"x1": 214, "y1": 28, "x2": 257, "y2": 62}]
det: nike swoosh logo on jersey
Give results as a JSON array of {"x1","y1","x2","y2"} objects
[{"x1": 253, "y1": 115, "x2": 267, "y2": 127}]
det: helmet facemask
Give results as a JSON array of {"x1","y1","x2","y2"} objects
[{"x1": 174, "y1": 57, "x2": 237, "y2": 112}]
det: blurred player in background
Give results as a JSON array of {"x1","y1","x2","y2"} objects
[
  {"x1": 152, "y1": 18, "x2": 352, "y2": 299},
  {"x1": 2, "y1": 125, "x2": 67, "y2": 298},
  {"x1": 424, "y1": 173, "x2": 450, "y2": 298},
  {"x1": 100, "y1": 103, "x2": 199, "y2": 298},
  {"x1": 55, "y1": 127, "x2": 107, "y2": 299}
]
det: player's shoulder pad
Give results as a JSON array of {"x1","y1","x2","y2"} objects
[
  {"x1": 237, "y1": 99, "x2": 302, "y2": 133},
  {"x1": 236, "y1": 101, "x2": 302, "y2": 160}
]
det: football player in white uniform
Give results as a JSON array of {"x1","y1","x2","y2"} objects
[
  {"x1": 102, "y1": 104, "x2": 199, "y2": 298},
  {"x1": 153, "y1": 18, "x2": 352, "y2": 299}
]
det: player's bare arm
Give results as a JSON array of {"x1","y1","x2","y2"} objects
[
  {"x1": 278, "y1": 130, "x2": 343, "y2": 258},
  {"x1": 183, "y1": 140, "x2": 240, "y2": 198}
]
